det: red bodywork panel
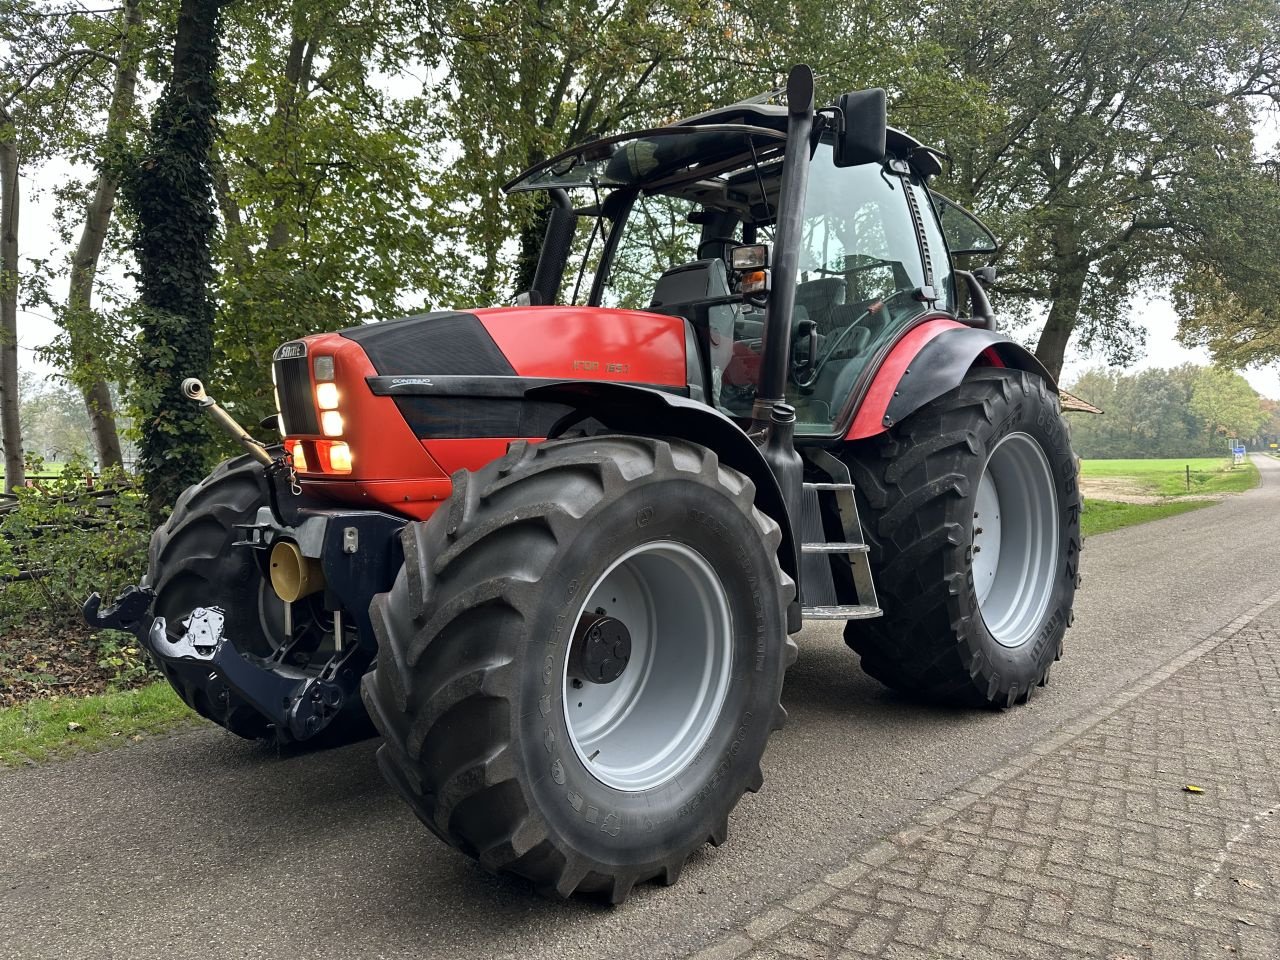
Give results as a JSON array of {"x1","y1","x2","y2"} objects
[
  {"x1": 473, "y1": 306, "x2": 687, "y2": 384},
  {"x1": 285, "y1": 307, "x2": 688, "y2": 520},
  {"x1": 846, "y1": 316, "x2": 967, "y2": 440}
]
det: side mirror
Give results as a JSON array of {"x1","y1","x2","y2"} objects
[
  {"x1": 833, "y1": 88, "x2": 887, "y2": 168},
  {"x1": 973, "y1": 265, "x2": 997, "y2": 289}
]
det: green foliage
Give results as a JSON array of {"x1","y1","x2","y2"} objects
[
  {"x1": 19, "y1": 372, "x2": 92, "y2": 462},
  {"x1": 208, "y1": 0, "x2": 464, "y2": 424},
  {"x1": 0, "y1": 458, "x2": 151, "y2": 632},
  {"x1": 1189, "y1": 366, "x2": 1270, "y2": 440},
  {"x1": 1067, "y1": 364, "x2": 1274, "y2": 458},
  {"x1": 0, "y1": 680, "x2": 194, "y2": 766},
  {"x1": 122, "y1": 0, "x2": 225, "y2": 514},
  {"x1": 927, "y1": 0, "x2": 1280, "y2": 377}
]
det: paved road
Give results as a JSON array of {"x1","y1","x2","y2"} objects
[{"x1": 2, "y1": 456, "x2": 1278, "y2": 960}]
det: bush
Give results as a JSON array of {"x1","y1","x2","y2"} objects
[{"x1": 0, "y1": 459, "x2": 151, "y2": 634}]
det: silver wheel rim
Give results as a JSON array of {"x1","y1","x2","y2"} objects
[
  {"x1": 563, "y1": 541, "x2": 733, "y2": 792},
  {"x1": 971, "y1": 431, "x2": 1059, "y2": 648}
]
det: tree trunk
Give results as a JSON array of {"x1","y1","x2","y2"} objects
[
  {"x1": 0, "y1": 130, "x2": 26, "y2": 492},
  {"x1": 1034, "y1": 264, "x2": 1087, "y2": 382},
  {"x1": 65, "y1": 0, "x2": 142, "y2": 471},
  {"x1": 125, "y1": 0, "x2": 225, "y2": 515}
]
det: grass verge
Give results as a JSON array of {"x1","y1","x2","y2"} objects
[
  {"x1": 1080, "y1": 457, "x2": 1259, "y2": 496},
  {"x1": 0, "y1": 681, "x2": 195, "y2": 767},
  {"x1": 1081, "y1": 498, "x2": 1215, "y2": 537}
]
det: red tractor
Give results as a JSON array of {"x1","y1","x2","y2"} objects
[{"x1": 87, "y1": 66, "x2": 1080, "y2": 903}]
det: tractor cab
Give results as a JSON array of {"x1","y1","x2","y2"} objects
[{"x1": 505, "y1": 95, "x2": 998, "y2": 438}]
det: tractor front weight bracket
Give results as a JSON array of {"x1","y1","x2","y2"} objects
[{"x1": 146, "y1": 605, "x2": 367, "y2": 741}]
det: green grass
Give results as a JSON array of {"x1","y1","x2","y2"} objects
[
  {"x1": 0, "y1": 682, "x2": 196, "y2": 766},
  {"x1": 1080, "y1": 457, "x2": 1259, "y2": 496},
  {"x1": 0, "y1": 461, "x2": 73, "y2": 482},
  {"x1": 1081, "y1": 498, "x2": 1216, "y2": 536}
]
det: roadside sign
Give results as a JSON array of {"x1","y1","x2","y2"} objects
[{"x1": 1271, "y1": 443, "x2": 1278, "y2": 449}]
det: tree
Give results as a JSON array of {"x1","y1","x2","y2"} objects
[
  {"x1": 123, "y1": 0, "x2": 226, "y2": 513},
  {"x1": 2, "y1": 0, "x2": 161, "y2": 479},
  {"x1": 927, "y1": 0, "x2": 1280, "y2": 380},
  {"x1": 1064, "y1": 363, "x2": 1264, "y2": 458},
  {"x1": 1189, "y1": 365, "x2": 1268, "y2": 441},
  {"x1": 60, "y1": 0, "x2": 147, "y2": 470},
  {"x1": 207, "y1": 0, "x2": 457, "y2": 423},
  {"x1": 0, "y1": 105, "x2": 21, "y2": 491},
  {"x1": 1173, "y1": 157, "x2": 1280, "y2": 370},
  {"x1": 18, "y1": 371, "x2": 93, "y2": 463}
]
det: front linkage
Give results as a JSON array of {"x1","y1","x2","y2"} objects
[{"x1": 84, "y1": 379, "x2": 405, "y2": 742}]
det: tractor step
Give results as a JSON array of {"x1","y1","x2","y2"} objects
[
  {"x1": 801, "y1": 604, "x2": 883, "y2": 620},
  {"x1": 797, "y1": 453, "x2": 882, "y2": 622},
  {"x1": 801, "y1": 542, "x2": 869, "y2": 554}
]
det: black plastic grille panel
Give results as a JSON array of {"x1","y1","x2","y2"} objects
[{"x1": 274, "y1": 355, "x2": 320, "y2": 435}]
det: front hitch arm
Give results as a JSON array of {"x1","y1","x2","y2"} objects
[{"x1": 83, "y1": 584, "x2": 156, "y2": 638}]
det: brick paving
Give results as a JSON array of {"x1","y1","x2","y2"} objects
[{"x1": 693, "y1": 592, "x2": 1280, "y2": 960}]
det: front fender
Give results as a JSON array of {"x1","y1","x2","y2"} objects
[
  {"x1": 526, "y1": 380, "x2": 800, "y2": 596},
  {"x1": 847, "y1": 320, "x2": 1057, "y2": 439}
]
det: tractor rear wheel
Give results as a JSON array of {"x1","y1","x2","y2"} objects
[
  {"x1": 147, "y1": 452, "x2": 370, "y2": 741},
  {"x1": 843, "y1": 367, "x2": 1081, "y2": 707},
  {"x1": 362, "y1": 435, "x2": 795, "y2": 902}
]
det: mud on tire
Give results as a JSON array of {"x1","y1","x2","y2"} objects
[{"x1": 362, "y1": 435, "x2": 796, "y2": 902}]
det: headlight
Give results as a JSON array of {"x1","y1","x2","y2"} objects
[
  {"x1": 327, "y1": 442, "x2": 353, "y2": 473},
  {"x1": 321, "y1": 410, "x2": 344, "y2": 437},
  {"x1": 315, "y1": 382, "x2": 339, "y2": 409}
]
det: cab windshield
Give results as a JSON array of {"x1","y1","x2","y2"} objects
[{"x1": 540, "y1": 140, "x2": 936, "y2": 436}]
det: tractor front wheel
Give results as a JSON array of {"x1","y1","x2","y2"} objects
[
  {"x1": 844, "y1": 367, "x2": 1081, "y2": 707},
  {"x1": 147, "y1": 453, "x2": 370, "y2": 741},
  {"x1": 362, "y1": 435, "x2": 795, "y2": 902}
]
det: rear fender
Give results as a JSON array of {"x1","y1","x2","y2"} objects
[
  {"x1": 847, "y1": 321, "x2": 1057, "y2": 439},
  {"x1": 525, "y1": 380, "x2": 800, "y2": 618}
]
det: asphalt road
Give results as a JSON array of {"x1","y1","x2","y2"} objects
[{"x1": 3, "y1": 456, "x2": 1278, "y2": 960}]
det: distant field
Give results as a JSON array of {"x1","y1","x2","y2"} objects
[{"x1": 1079, "y1": 457, "x2": 1259, "y2": 497}]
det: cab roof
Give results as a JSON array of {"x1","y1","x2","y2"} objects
[{"x1": 504, "y1": 94, "x2": 942, "y2": 197}]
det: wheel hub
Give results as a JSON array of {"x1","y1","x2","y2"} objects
[
  {"x1": 972, "y1": 431, "x2": 1059, "y2": 648},
  {"x1": 562, "y1": 540, "x2": 733, "y2": 792},
  {"x1": 569, "y1": 614, "x2": 633, "y2": 684}
]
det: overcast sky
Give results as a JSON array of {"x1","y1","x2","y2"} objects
[{"x1": 14, "y1": 134, "x2": 1280, "y2": 400}]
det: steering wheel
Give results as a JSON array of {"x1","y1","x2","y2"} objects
[{"x1": 790, "y1": 288, "x2": 915, "y2": 389}]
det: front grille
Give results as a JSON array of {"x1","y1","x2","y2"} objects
[{"x1": 274, "y1": 354, "x2": 320, "y2": 435}]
